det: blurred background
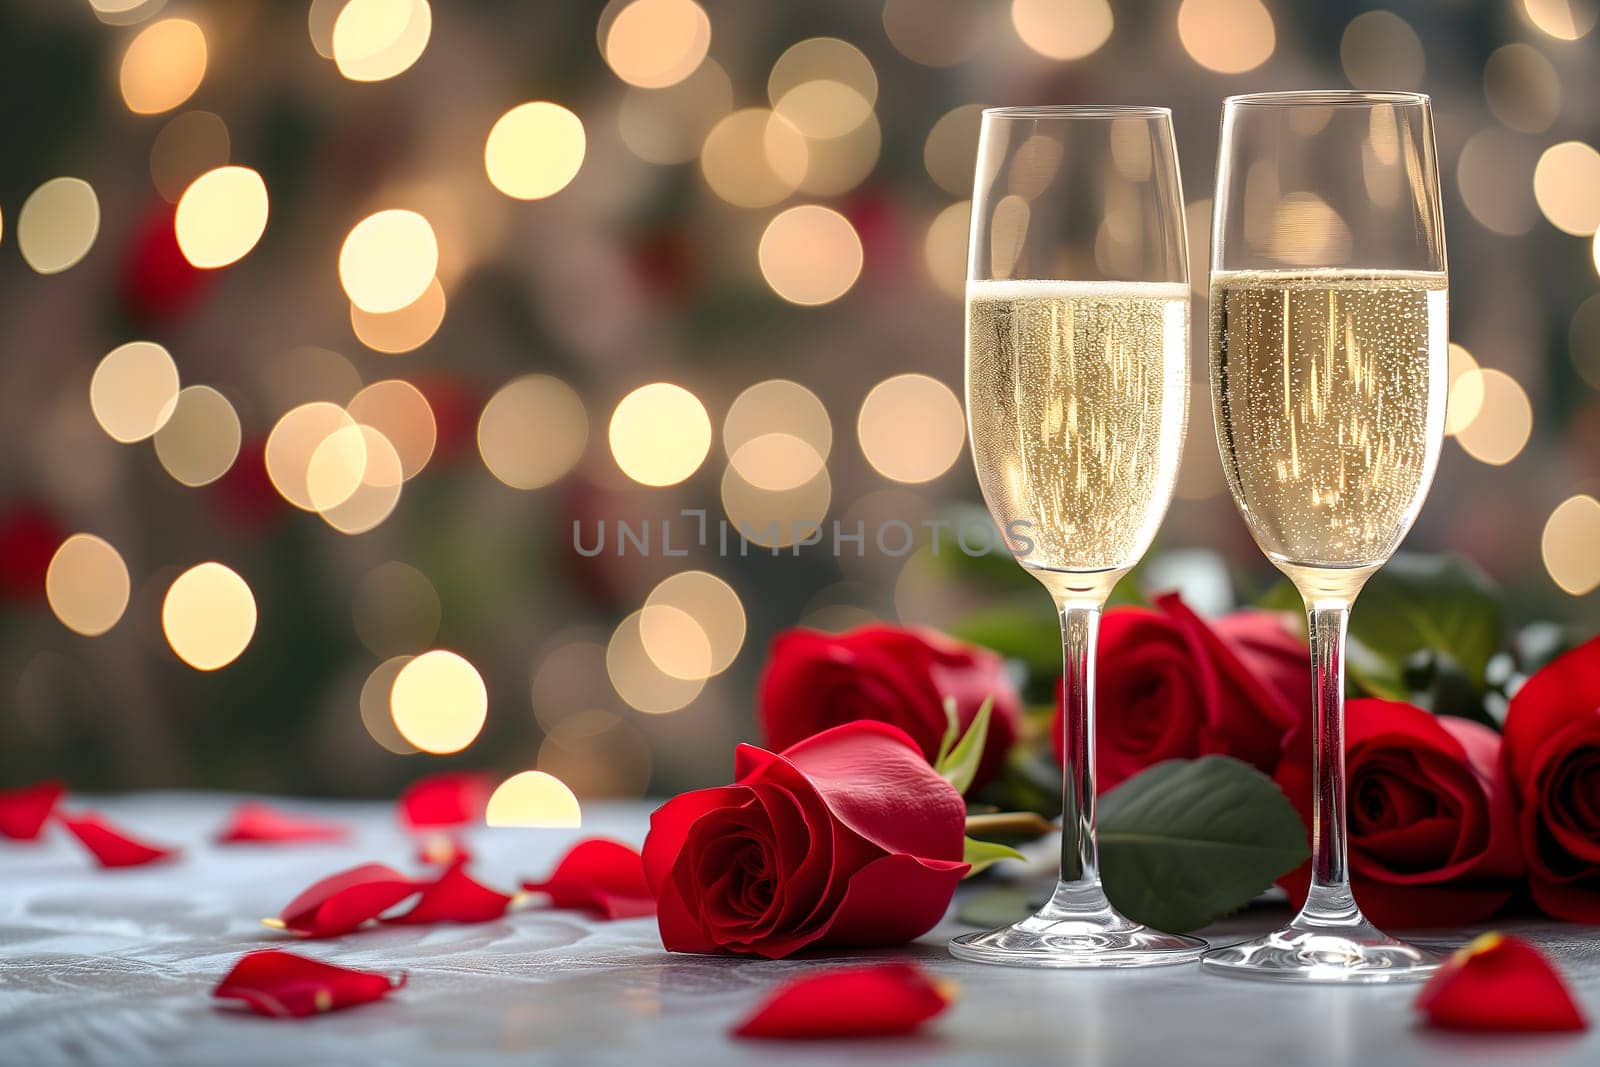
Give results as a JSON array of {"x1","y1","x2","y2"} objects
[{"x1": 1, "y1": 0, "x2": 1596, "y2": 799}]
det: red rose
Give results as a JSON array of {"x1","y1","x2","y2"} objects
[
  {"x1": 1054, "y1": 593, "x2": 1308, "y2": 790},
  {"x1": 759, "y1": 625, "x2": 1021, "y2": 791},
  {"x1": 1276, "y1": 699, "x2": 1523, "y2": 927},
  {"x1": 643, "y1": 721, "x2": 969, "y2": 958},
  {"x1": 1501, "y1": 634, "x2": 1600, "y2": 921}
]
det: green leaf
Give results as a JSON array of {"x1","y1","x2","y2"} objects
[
  {"x1": 935, "y1": 697, "x2": 992, "y2": 795},
  {"x1": 934, "y1": 697, "x2": 960, "y2": 768},
  {"x1": 955, "y1": 886, "x2": 1041, "y2": 928},
  {"x1": 1099, "y1": 756, "x2": 1309, "y2": 933},
  {"x1": 1348, "y1": 553, "x2": 1502, "y2": 689},
  {"x1": 962, "y1": 836, "x2": 1027, "y2": 877}
]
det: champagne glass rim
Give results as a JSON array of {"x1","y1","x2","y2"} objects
[
  {"x1": 1225, "y1": 90, "x2": 1430, "y2": 108},
  {"x1": 982, "y1": 104, "x2": 1172, "y2": 120}
]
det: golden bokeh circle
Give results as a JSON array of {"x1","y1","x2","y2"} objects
[
  {"x1": 333, "y1": 0, "x2": 432, "y2": 82},
  {"x1": 390, "y1": 649, "x2": 488, "y2": 754},
  {"x1": 90, "y1": 341, "x2": 181, "y2": 444},
  {"x1": 486, "y1": 770, "x2": 582, "y2": 827},
  {"x1": 339, "y1": 209, "x2": 439, "y2": 314},
  {"x1": 46, "y1": 535, "x2": 131, "y2": 638},
  {"x1": 162, "y1": 562, "x2": 258, "y2": 671},
  {"x1": 601, "y1": 0, "x2": 710, "y2": 89},
  {"x1": 485, "y1": 102, "x2": 586, "y2": 200},
  {"x1": 1542, "y1": 495, "x2": 1600, "y2": 595},
  {"x1": 120, "y1": 18, "x2": 207, "y2": 115},
  {"x1": 153, "y1": 385, "x2": 242, "y2": 487},
  {"x1": 608, "y1": 383, "x2": 711, "y2": 487},
  {"x1": 175, "y1": 165, "x2": 269, "y2": 269},
  {"x1": 17, "y1": 177, "x2": 100, "y2": 275},
  {"x1": 857, "y1": 374, "x2": 966, "y2": 484},
  {"x1": 758, "y1": 205, "x2": 863, "y2": 306},
  {"x1": 477, "y1": 374, "x2": 589, "y2": 490}
]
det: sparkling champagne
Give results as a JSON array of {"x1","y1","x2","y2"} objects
[
  {"x1": 1210, "y1": 269, "x2": 1447, "y2": 597},
  {"x1": 966, "y1": 279, "x2": 1189, "y2": 594}
]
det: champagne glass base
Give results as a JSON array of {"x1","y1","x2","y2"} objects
[
  {"x1": 949, "y1": 882, "x2": 1207, "y2": 969},
  {"x1": 1201, "y1": 917, "x2": 1443, "y2": 983}
]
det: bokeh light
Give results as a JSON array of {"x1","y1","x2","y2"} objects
[
  {"x1": 162, "y1": 562, "x2": 257, "y2": 671},
  {"x1": 265, "y1": 401, "x2": 360, "y2": 511},
  {"x1": 1010, "y1": 0, "x2": 1113, "y2": 61},
  {"x1": 643, "y1": 571, "x2": 744, "y2": 677},
  {"x1": 484, "y1": 102, "x2": 586, "y2": 200},
  {"x1": 609, "y1": 383, "x2": 711, "y2": 487},
  {"x1": 617, "y1": 58, "x2": 732, "y2": 165},
  {"x1": 721, "y1": 463, "x2": 832, "y2": 549},
  {"x1": 1340, "y1": 10, "x2": 1424, "y2": 90},
  {"x1": 882, "y1": 0, "x2": 982, "y2": 67},
  {"x1": 724, "y1": 379, "x2": 832, "y2": 492},
  {"x1": 1456, "y1": 129, "x2": 1539, "y2": 236},
  {"x1": 1444, "y1": 343, "x2": 1484, "y2": 437},
  {"x1": 924, "y1": 105, "x2": 983, "y2": 197},
  {"x1": 795, "y1": 113, "x2": 881, "y2": 197},
  {"x1": 150, "y1": 110, "x2": 230, "y2": 202},
  {"x1": 1542, "y1": 495, "x2": 1600, "y2": 595},
  {"x1": 360, "y1": 655, "x2": 419, "y2": 754},
  {"x1": 332, "y1": 0, "x2": 432, "y2": 82},
  {"x1": 175, "y1": 166, "x2": 269, "y2": 269},
  {"x1": 606, "y1": 609, "x2": 705, "y2": 713},
  {"x1": 486, "y1": 770, "x2": 582, "y2": 827},
  {"x1": 120, "y1": 18, "x2": 207, "y2": 115},
  {"x1": 353, "y1": 561, "x2": 440, "y2": 657},
  {"x1": 477, "y1": 374, "x2": 588, "y2": 490},
  {"x1": 46, "y1": 535, "x2": 130, "y2": 637},
  {"x1": 758, "y1": 205, "x2": 863, "y2": 306},
  {"x1": 1533, "y1": 141, "x2": 1600, "y2": 236},
  {"x1": 90, "y1": 341, "x2": 181, "y2": 444},
  {"x1": 317, "y1": 425, "x2": 405, "y2": 535},
  {"x1": 1453, "y1": 369, "x2": 1533, "y2": 465},
  {"x1": 17, "y1": 177, "x2": 100, "y2": 274},
  {"x1": 390, "y1": 649, "x2": 487, "y2": 754},
  {"x1": 348, "y1": 379, "x2": 436, "y2": 481},
  {"x1": 1177, "y1": 0, "x2": 1275, "y2": 74},
  {"x1": 857, "y1": 374, "x2": 966, "y2": 484},
  {"x1": 1484, "y1": 44, "x2": 1561, "y2": 134},
  {"x1": 768, "y1": 38, "x2": 877, "y2": 140},
  {"x1": 339, "y1": 209, "x2": 439, "y2": 313},
  {"x1": 261, "y1": 347, "x2": 362, "y2": 411},
  {"x1": 700, "y1": 108, "x2": 808, "y2": 208},
  {"x1": 1522, "y1": 0, "x2": 1598, "y2": 40},
  {"x1": 924, "y1": 200, "x2": 972, "y2": 299},
  {"x1": 350, "y1": 277, "x2": 446, "y2": 353},
  {"x1": 153, "y1": 385, "x2": 242, "y2": 487},
  {"x1": 600, "y1": 0, "x2": 710, "y2": 89}
]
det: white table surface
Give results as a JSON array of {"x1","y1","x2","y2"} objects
[{"x1": 2, "y1": 794, "x2": 1597, "y2": 1066}]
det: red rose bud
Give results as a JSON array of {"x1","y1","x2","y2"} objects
[
  {"x1": 214, "y1": 950, "x2": 405, "y2": 1018},
  {"x1": 732, "y1": 963, "x2": 953, "y2": 1040},
  {"x1": 398, "y1": 772, "x2": 492, "y2": 830},
  {"x1": 644, "y1": 721, "x2": 969, "y2": 958},
  {"x1": 0, "y1": 779, "x2": 64, "y2": 840},
  {"x1": 215, "y1": 802, "x2": 347, "y2": 845},
  {"x1": 58, "y1": 810, "x2": 178, "y2": 868},
  {"x1": 523, "y1": 838, "x2": 655, "y2": 920},
  {"x1": 384, "y1": 863, "x2": 513, "y2": 925},
  {"x1": 1415, "y1": 934, "x2": 1588, "y2": 1032},
  {"x1": 1276, "y1": 699, "x2": 1523, "y2": 927},
  {"x1": 1055, "y1": 594, "x2": 1307, "y2": 790},
  {"x1": 271, "y1": 863, "x2": 421, "y2": 938},
  {"x1": 759, "y1": 625, "x2": 1021, "y2": 791},
  {"x1": 1501, "y1": 633, "x2": 1600, "y2": 922}
]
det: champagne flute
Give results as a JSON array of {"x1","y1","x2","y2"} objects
[
  {"x1": 950, "y1": 106, "x2": 1204, "y2": 968},
  {"x1": 1203, "y1": 91, "x2": 1447, "y2": 982}
]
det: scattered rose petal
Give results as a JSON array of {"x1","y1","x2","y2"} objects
[
  {"x1": 214, "y1": 950, "x2": 405, "y2": 1018},
  {"x1": 58, "y1": 810, "x2": 178, "y2": 868},
  {"x1": 732, "y1": 963, "x2": 953, "y2": 1040},
  {"x1": 399, "y1": 772, "x2": 491, "y2": 830},
  {"x1": 386, "y1": 862, "x2": 513, "y2": 924},
  {"x1": 275, "y1": 863, "x2": 422, "y2": 938},
  {"x1": 0, "y1": 779, "x2": 64, "y2": 840},
  {"x1": 523, "y1": 838, "x2": 655, "y2": 920},
  {"x1": 216, "y1": 802, "x2": 348, "y2": 845},
  {"x1": 416, "y1": 833, "x2": 471, "y2": 867},
  {"x1": 1416, "y1": 933, "x2": 1588, "y2": 1032}
]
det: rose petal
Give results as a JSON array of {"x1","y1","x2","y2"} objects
[
  {"x1": 58, "y1": 810, "x2": 178, "y2": 868},
  {"x1": 416, "y1": 833, "x2": 472, "y2": 867},
  {"x1": 398, "y1": 772, "x2": 492, "y2": 830},
  {"x1": 732, "y1": 963, "x2": 952, "y2": 1040},
  {"x1": 214, "y1": 949, "x2": 405, "y2": 1018},
  {"x1": 215, "y1": 802, "x2": 348, "y2": 845},
  {"x1": 386, "y1": 863, "x2": 513, "y2": 924},
  {"x1": 276, "y1": 862, "x2": 422, "y2": 937},
  {"x1": 0, "y1": 779, "x2": 64, "y2": 840},
  {"x1": 524, "y1": 837, "x2": 655, "y2": 919},
  {"x1": 1415, "y1": 933, "x2": 1588, "y2": 1032}
]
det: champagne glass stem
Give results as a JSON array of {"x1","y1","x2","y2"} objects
[
  {"x1": 1299, "y1": 600, "x2": 1358, "y2": 926},
  {"x1": 1058, "y1": 601, "x2": 1101, "y2": 889}
]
